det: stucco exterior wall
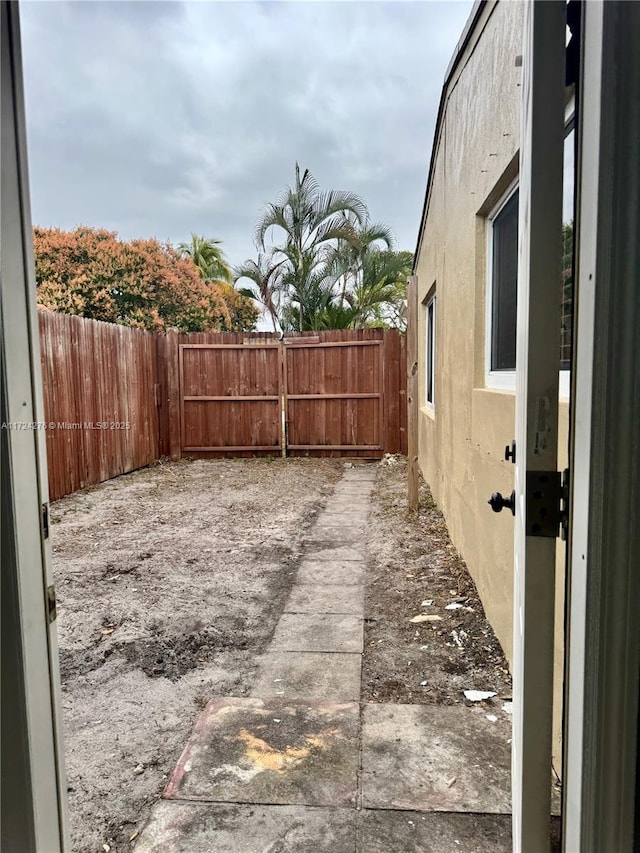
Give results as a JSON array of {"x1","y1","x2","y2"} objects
[{"x1": 415, "y1": 0, "x2": 568, "y2": 768}]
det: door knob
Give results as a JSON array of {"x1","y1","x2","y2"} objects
[{"x1": 488, "y1": 490, "x2": 515, "y2": 516}]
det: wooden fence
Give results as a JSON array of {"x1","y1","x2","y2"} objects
[
  {"x1": 39, "y1": 313, "x2": 407, "y2": 500},
  {"x1": 39, "y1": 311, "x2": 160, "y2": 500}
]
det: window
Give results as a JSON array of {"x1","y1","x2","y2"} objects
[
  {"x1": 485, "y1": 126, "x2": 573, "y2": 396},
  {"x1": 487, "y1": 186, "x2": 519, "y2": 382},
  {"x1": 425, "y1": 293, "x2": 436, "y2": 411}
]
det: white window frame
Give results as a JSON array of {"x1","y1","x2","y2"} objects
[
  {"x1": 485, "y1": 177, "x2": 571, "y2": 399},
  {"x1": 424, "y1": 291, "x2": 436, "y2": 413},
  {"x1": 485, "y1": 178, "x2": 520, "y2": 391}
]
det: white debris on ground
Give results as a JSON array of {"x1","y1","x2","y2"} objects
[
  {"x1": 463, "y1": 690, "x2": 497, "y2": 702},
  {"x1": 378, "y1": 453, "x2": 403, "y2": 467}
]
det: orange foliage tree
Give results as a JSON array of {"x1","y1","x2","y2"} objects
[{"x1": 33, "y1": 226, "x2": 257, "y2": 332}]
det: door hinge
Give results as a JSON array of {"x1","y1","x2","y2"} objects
[
  {"x1": 47, "y1": 585, "x2": 57, "y2": 623},
  {"x1": 525, "y1": 469, "x2": 569, "y2": 539},
  {"x1": 42, "y1": 502, "x2": 49, "y2": 539}
]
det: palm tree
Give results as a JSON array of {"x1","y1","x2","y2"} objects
[
  {"x1": 246, "y1": 165, "x2": 411, "y2": 330},
  {"x1": 234, "y1": 253, "x2": 285, "y2": 332},
  {"x1": 351, "y1": 248, "x2": 413, "y2": 329},
  {"x1": 255, "y1": 164, "x2": 368, "y2": 330},
  {"x1": 327, "y1": 218, "x2": 396, "y2": 309},
  {"x1": 177, "y1": 235, "x2": 233, "y2": 284}
]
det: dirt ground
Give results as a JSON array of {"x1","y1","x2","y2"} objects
[
  {"x1": 51, "y1": 458, "x2": 342, "y2": 853},
  {"x1": 52, "y1": 455, "x2": 512, "y2": 853},
  {"x1": 362, "y1": 456, "x2": 512, "y2": 705}
]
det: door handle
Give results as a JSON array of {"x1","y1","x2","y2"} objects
[{"x1": 488, "y1": 490, "x2": 516, "y2": 516}]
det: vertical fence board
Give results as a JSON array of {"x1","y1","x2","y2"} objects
[{"x1": 166, "y1": 329, "x2": 181, "y2": 461}]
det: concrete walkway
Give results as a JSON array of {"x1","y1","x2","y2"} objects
[{"x1": 135, "y1": 466, "x2": 512, "y2": 852}]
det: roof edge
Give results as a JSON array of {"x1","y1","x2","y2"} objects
[{"x1": 412, "y1": 0, "x2": 488, "y2": 272}]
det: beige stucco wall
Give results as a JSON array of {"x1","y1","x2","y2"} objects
[{"x1": 415, "y1": 0, "x2": 568, "y2": 770}]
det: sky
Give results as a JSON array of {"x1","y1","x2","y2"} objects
[{"x1": 20, "y1": 0, "x2": 473, "y2": 274}]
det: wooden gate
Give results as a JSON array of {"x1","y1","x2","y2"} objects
[
  {"x1": 179, "y1": 342, "x2": 283, "y2": 453},
  {"x1": 284, "y1": 337, "x2": 383, "y2": 455},
  {"x1": 178, "y1": 330, "x2": 406, "y2": 458}
]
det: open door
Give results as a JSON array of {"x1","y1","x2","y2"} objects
[
  {"x1": 511, "y1": 2, "x2": 566, "y2": 850},
  {"x1": 1, "y1": 2, "x2": 69, "y2": 849}
]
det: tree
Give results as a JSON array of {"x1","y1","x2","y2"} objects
[
  {"x1": 254, "y1": 164, "x2": 367, "y2": 331},
  {"x1": 34, "y1": 226, "x2": 232, "y2": 332},
  {"x1": 217, "y1": 281, "x2": 260, "y2": 332},
  {"x1": 176, "y1": 234, "x2": 234, "y2": 283},
  {"x1": 177, "y1": 234, "x2": 258, "y2": 331},
  {"x1": 241, "y1": 165, "x2": 412, "y2": 330},
  {"x1": 234, "y1": 253, "x2": 285, "y2": 332},
  {"x1": 324, "y1": 219, "x2": 411, "y2": 329},
  {"x1": 351, "y1": 248, "x2": 413, "y2": 329}
]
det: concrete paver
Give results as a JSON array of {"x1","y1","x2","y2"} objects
[
  {"x1": 332, "y1": 487, "x2": 374, "y2": 497},
  {"x1": 135, "y1": 802, "x2": 357, "y2": 853},
  {"x1": 304, "y1": 545, "x2": 364, "y2": 562},
  {"x1": 307, "y1": 527, "x2": 365, "y2": 544},
  {"x1": 270, "y1": 613, "x2": 364, "y2": 653},
  {"x1": 296, "y1": 560, "x2": 364, "y2": 586},
  {"x1": 358, "y1": 809, "x2": 512, "y2": 852},
  {"x1": 342, "y1": 467, "x2": 377, "y2": 478},
  {"x1": 361, "y1": 703, "x2": 511, "y2": 813},
  {"x1": 285, "y1": 583, "x2": 364, "y2": 615},
  {"x1": 251, "y1": 651, "x2": 361, "y2": 701},
  {"x1": 320, "y1": 512, "x2": 370, "y2": 526},
  {"x1": 164, "y1": 697, "x2": 360, "y2": 807}
]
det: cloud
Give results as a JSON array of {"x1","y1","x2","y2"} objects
[{"x1": 20, "y1": 0, "x2": 473, "y2": 268}]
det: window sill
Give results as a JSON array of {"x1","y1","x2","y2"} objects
[
  {"x1": 484, "y1": 371, "x2": 516, "y2": 393},
  {"x1": 484, "y1": 370, "x2": 571, "y2": 399},
  {"x1": 420, "y1": 404, "x2": 435, "y2": 420}
]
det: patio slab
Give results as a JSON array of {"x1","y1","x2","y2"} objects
[
  {"x1": 297, "y1": 560, "x2": 365, "y2": 586},
  {"x1": 304, "y1": 545, "x2": 365, "y2": 562},
  {"x1": 320, "y1": 512, "x2": 370, "y2": 526},
  {"x1": 251, "y1": 651, "x2": 361, "y2": 701},
  {"x1": 135, "y1": 802, "x2": 356, "y2": 853},
  {"x1": 361, "y1": 703, "x2": 511, "y2": 813},
  {"x1": 358, "y1": 809, "x2": 512, "y2": 853},
  {"x1": 332, "y1": 486, "x2": 375, "y2": 496},
  {"x1": 285, "y1": 584, "x2": 364, "y2": 615},
  {"x1": 270, "y1": 613, "x2": 364, "y2": 653},
  {"x1": 308, "y1": 525, "x2": 366, "y2": 542},
  {"x1": 343, "y1": 466, "x2": 378, "y2": 477},
  {"x1": 164, "y1": 698, "x2": 360, "y2": 807}
]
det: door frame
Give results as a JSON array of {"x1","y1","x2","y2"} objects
[
  {"x1": 512, "y1": 1, "x2": 566, "y2": 850},
  {"x1": 562, "y1": 2, "x2": 640, "y2": 849},
  {"x1": 1, "y1": 2, "x2": 69, "y2": 848}
]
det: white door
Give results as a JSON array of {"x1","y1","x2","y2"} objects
[
  {"x1": 512, "y1": 2, "x2": 566, "y2": 850},
  {"x1": 1, "y1": 2, "x2": 69, "y2": 848}
]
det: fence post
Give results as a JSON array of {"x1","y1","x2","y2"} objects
[
  {"x1": 280, "y1": 341, "x2": 288, "y2": 458},
  {"x1": 166, "y1": 328, "x2": 181, "y2": 460},
  {"x1": 407, "y1": 276, "x2": 419, "y2": 511}
]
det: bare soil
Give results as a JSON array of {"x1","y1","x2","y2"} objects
[
  {"x1": 53, "y1": 455, "x2": 513, "y2": 853},
  {"x1": 51, "y1": 458, "x2": 342, "y2": 853},
  {"x1": 362, "y1": 456, "x2": 512, "y2": 706}
]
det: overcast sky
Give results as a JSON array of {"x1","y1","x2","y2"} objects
[{"x1": 20, "y1": 0, "x2": 473, "y2": 272}]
